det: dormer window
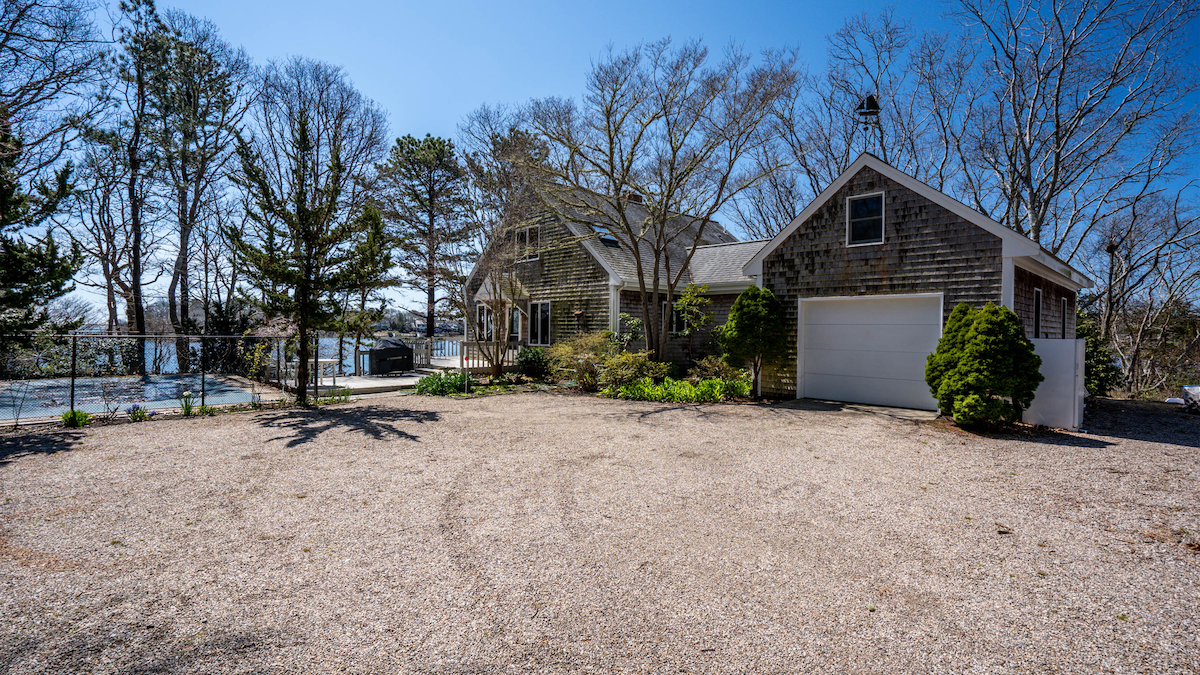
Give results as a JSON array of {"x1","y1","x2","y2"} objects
[{"x1": 847, "y1": 193, "x2": 884, "y2": 246}]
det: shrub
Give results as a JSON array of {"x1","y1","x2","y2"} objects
[
  {"x1": 62, "y1": 409, "x2": 90, "y2": 428},
  {"x1": 926, "y1": 303, "x2": 1043, "y2": 427},
  {"x1": 515, "y1": 346, "x2": 552, "y2": 380},
  {"x1": 601, "y1": 350, "x2": 669, "y2": 387},
  {"x1": 1077, "y1": 308, "x2": 1121, "y2": 396},
  {"x1": 547, "y1": 332, "x2": 617, "y2": 391},
  {"x1": 718, "y1": 286, "x2": 787, "y2": 398},
  {"x1": 601, "y1": 376, "x2": 749, "y2": 403},
  {"x1": 415, "y1": 371, "x2": 477, "y2": 396},
  {"x1": 688, "y1": 355, "x2": 748, "y2": 385}
]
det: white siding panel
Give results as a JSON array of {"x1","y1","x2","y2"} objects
[{"x1": 800, "y1": 296, "x2": 942, "y2": 410}]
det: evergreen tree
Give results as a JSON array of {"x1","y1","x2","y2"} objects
[
  {"x1": 0, "y1": 110, "x2": 82, "y2": 368},
  {"x1": 228, "y1": 113, "x2": 380, "y2": 403},
  {"x1": 930, "y1": 303, "x2": 1044, "y2": 427},
  {"x1": 376, "y1": 134, "x2": 469, "y2": 338},
  {"x1": 1076, "y1": 307, "x2": 1122, "y2": 396},
  {"x1": 718, "y1": 286, "x2": 786, "y2": 398},
  {"x1": 925, "y1": 303, "x2": 979, "y2": 413}
]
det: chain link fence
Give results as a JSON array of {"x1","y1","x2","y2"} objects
[{"x1": 0, "y1": 332, "x2": 391, "y2": 425}]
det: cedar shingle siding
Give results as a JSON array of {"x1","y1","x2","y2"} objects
[
  {"x1": 619, "y1": 290, "x2": 739, "y2": 363},
  {"x1": 759, "y1": 166, "x2": 1005, "y2": 397},
  {"x1": 469, "y1": 213, "x2": 611, "y2": 345},
  {"x1": 1014, "y1": 266, "x2": 1076, "y2": 340}
]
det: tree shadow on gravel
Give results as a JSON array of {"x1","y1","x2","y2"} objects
[
  {"x1": 255, "y1": 404, "x2": 439, "y2": 447},
  {"x1": 1078, "y1": 398, "x2": 1200, "y2": 448},
  {"x1": 0, "y1": 430, "x2": 84, "y2": 466},
  {"x1": 1, "y1": 624, "x2": 284, "y2": 674}
]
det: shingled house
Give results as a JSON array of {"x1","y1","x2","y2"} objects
[
  {"x1": 465, "y1": 200, "x2": 765, "y2": 363},
  {"x1": 467, "y1": 153, "x2": 1090, "y2": 428},
  {"x1": 743, "y1": 152, "x2": 1091, "y2": 424}
]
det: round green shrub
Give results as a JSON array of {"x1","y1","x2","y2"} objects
[
  {"x1": 515, "y1": 346, "x2": 552, "y2": 380},
  {"x1": 925, "y1": 303, "x2": 1044, "y2": 427}
]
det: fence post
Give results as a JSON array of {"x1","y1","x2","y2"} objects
[
  {"x1": 199, "y1": 335, "x2": 207, "y2": 408},
  {"x1": 70, "y1": 335, "x2": 77, "y2": 412}
]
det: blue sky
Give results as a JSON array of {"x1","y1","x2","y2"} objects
[{"x1": 158, "y1": 0, "x2": 959, "y2": 141}]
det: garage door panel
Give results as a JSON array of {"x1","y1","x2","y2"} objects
[
  {"x1": 804, "y1": 347, "x2": 929, "y2": 381},
  {"x1": 799, "y1": 296, "x2": 941, "y2": 411},
  {"x1": 803, "y1": 373, "x2": 937, "y2": 410},
  {"x1": 804, "y1": 323, "x2": 940, "y2": 354},
  {"x1": 804, "y1": 298, "x2": 942, "y2": 325}
]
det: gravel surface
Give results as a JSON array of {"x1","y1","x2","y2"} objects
[{"x1": 1, "y1": 392, "x2": 1198, "y2": 674}]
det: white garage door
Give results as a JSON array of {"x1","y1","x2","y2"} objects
[{"x1": 799, "y1": 295, "x2": 942, "y2": 410}]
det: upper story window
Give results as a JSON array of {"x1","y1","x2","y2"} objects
[
  {"x1": 847, "y1": 193, "x2": 885, "y2": 246},
  {"x1": 515, "y1": 225, "x2": 539, "y2": 262}
]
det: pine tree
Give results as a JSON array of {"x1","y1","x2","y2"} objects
[
  {"x1": 228, "y1": 113, "x2": 383, "y2": 404},
  {"x1": 718, "y1": 286, "x2": 787, "y2": 398},
  {"x1": 0, "y1": 109, "x2": 82, "y2": 368},
  {"x1": 376, "y1": 134, "x2": 469, "y2": 338}
]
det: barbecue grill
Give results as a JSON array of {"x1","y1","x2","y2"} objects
[{"x1": 367, "y1": 337, "x2": 414, "y2": 375}]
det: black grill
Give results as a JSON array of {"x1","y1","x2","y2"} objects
[{"x1": 368, "y1": 338, "x2": 413, "y2": 375}]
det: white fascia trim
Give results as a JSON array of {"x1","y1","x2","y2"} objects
[
  {"x1": 1014, "y1": 253, "x2": 1092, "y2": 290},
  {"x1": 1002, "y1": 257, "x2": 1015, "y2": 309},
  {"x1": 743, "y1": 153, "x2": 1043, "y2": 277},
  {"x1": 796, "y1": 291, "x2": 946, "y2": 303}
]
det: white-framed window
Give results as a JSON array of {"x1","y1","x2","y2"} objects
[
  {"x1": 509, "y1": 307, "x2": 520, "y2": 341},
  {"x1": 1061, "y1": 297, "x2": 1068, "y2": 339},
  {"x1": 529, "y1": 301, "x2": 551, "y2": 346},
  {"x1": 1033, "y1": 288, "x2": 1042, "y2": 338},
  {"x1": 846, "y1": 192, "x2": 885, "y2": 246},
  {"x1": 516, "y1": 225, "x2": 539, "y2": 262}
]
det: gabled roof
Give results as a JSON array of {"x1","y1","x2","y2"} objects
[
  {"x1": 742, "y1": 153, "x2": 1092, "y2": 290},
  {"x1": 547, "y1": 196, "x2": 740, "y2": 286}
]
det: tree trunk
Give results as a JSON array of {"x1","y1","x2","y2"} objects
[
  {"x1": 425, "y1": 284, "x2": 436, "y2": 339},
  {"x1": 295, "y1": 324, "x2": 310, "y2": 405}
]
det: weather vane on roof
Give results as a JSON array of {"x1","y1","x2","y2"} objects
[{"x1": 856, "y1": 94, "x2": 881, "y2": 153}]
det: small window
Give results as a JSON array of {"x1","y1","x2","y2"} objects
[
  {"x1": 847, "y1": 193, "x2": 884, "y2": 246},
  {"x1": 509, "y1": 307, "x2": 520, "y2": 341},
  {"x1": 1061, "y1": 297, "x2": 1068, "y2": 339},
  {"x1": 529, "y1": 301, "x2": 551, "y2": 346},
  {"x1": 592, "y1": 225, "x2": 619, "y2": 246},
  {"x1": 516, "y1": 225, "x2": 538, "y2": 262},
  {"x1": 1033, "y1": 288, "x2": 1042, "y2": 339}
]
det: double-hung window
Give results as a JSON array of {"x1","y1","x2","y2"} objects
[
  {"x1": 476, "y1": 305, "x2": 494, "y2": 342},
  {"x1": 847, "y1": 193, "x2": 885, "y2": 246},
  {"x1": 529, "y1": 301, "x2": 551, "y2": 346}
]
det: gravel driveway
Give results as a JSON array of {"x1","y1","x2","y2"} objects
[{"x1": 1, "y1": 393, "x2": 1198, "y2": 673}]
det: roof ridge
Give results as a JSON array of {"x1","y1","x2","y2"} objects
[{"x1": 694, "y1": 238, "x2": 769, "y2": 249}]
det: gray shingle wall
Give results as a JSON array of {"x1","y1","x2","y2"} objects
[
  {"x1": 619, "y1": 290, "x2": 739, "y2": 365},
  {"x1": 759, "y1": 166, "x2": 1004, "y2": 397},
  {"x1": 1014, "y1": 266, "x2": 1076, "y2": 340},
  {"x1": 468, "y1": 213, "x2": 612, "y2": 344}
]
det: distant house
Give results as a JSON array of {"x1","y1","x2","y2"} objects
[
  {"x1": 465, "y1": 199, "x2": 763, "y2": 362},
  {"x1": 744, "y1": 152, "x2": 1091, "y2": 421}
]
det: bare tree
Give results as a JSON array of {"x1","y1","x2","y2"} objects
[
  {"x1": 150, "y1": 10, "x2": 252, "y2": 362},
  {"x1": 455, "y1": 105, "x2": 544, "y2": 377},
  {"x1": 0, "y1": 0, "x2": 105, "y2": 181},
  {"x1": 526, "y1": 38, "x2": 798, "y2": 360},
  {"x1": 955, "y1": 0, "x2": 1199, "y2": 255}
]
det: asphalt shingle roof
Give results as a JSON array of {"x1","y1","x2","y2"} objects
[{"x1": 688, "y1": 239, "x2": 769, "y2": 287}]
